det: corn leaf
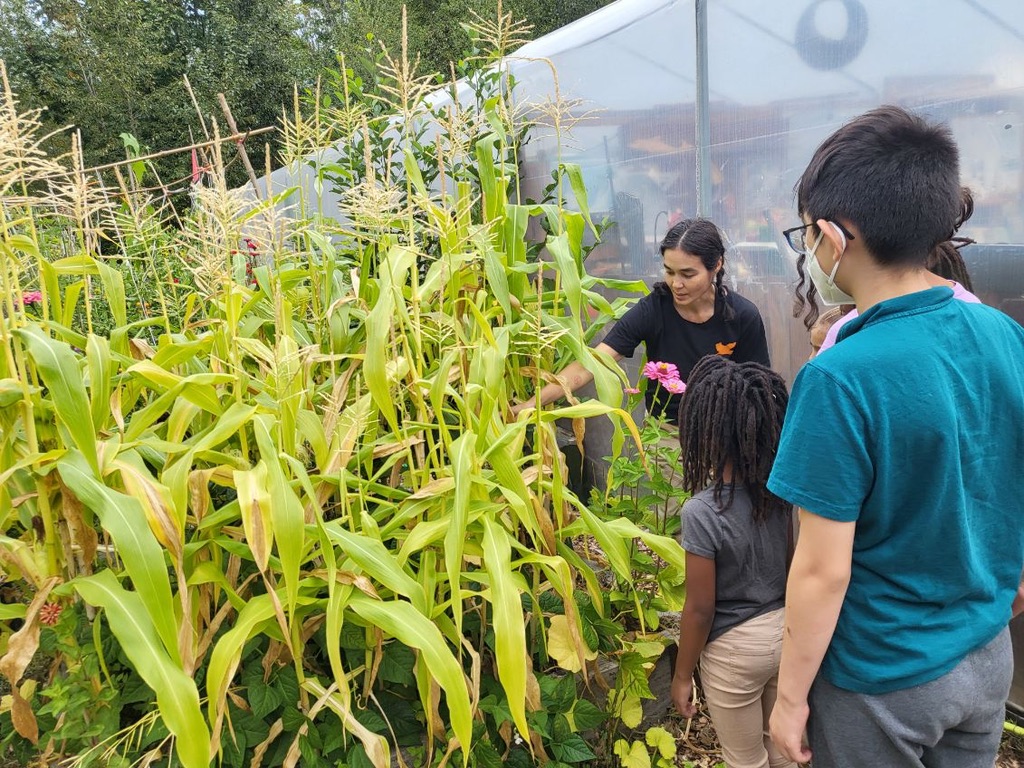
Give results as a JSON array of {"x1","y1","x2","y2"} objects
[
  {"x1": 74, "y1": 570, "x2": 209, "y2": 768},
  {"x1": 481, "y1": 518, "x2": 529, "y2": 740},
  {"x1": 16, "y1": 327, "x2": 98, "y2": 475}
]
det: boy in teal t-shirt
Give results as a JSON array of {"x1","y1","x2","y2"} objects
[{"x1": 766, "y1": 106, "x2": 1024, "y2": 768}]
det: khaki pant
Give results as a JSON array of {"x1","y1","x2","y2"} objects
[{"x1": 699, "y1": 608, "x2": 796, "y2": 768}]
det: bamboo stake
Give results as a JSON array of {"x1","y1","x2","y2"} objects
[
  {"x1": 37, "y1": 127, "x2": 276, "y2": 179},
  {"x1": 218, "y1": 93, "x2": 263, "y2": 200}
]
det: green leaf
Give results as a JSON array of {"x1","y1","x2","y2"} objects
[
  {"x1": 550, "y1": 734, "x2": 597, "y2": 764},
  {"x1": 378, "y1": 643, "x2": 416, "y2": 687},
  {"x1": 546, "y1": 232, "x2": 582, "y2": 319},
  {"x1": 324, "y1": 523, "x2": 425, "y2": 612},
  {"x1": 96, "y1": 260, "x2": 127, "y2": 328},
  {"x1": 58, "y1": 451, "x2": 179, "y2": 663},
  {"x1": 482, "y1": 518, "x2": 529, "y2": 740},
  {"x1": 248, "y1": 681, "x2": 280, "y2": 719},
  {"x1": 16, "y1": 327, "x2": 98, "y2": 474},
  {"x1": 348, "y1": 594, "x2": 472, "y2": 762},
  {"x1": 73, "y1": 570, "x2": 209, "y2": 768},
  {"x1": 570, "y1": 698, "x2": 605, "y2": 731},
  {"x1": 348, "y1": 743, "x2": 376, "y2": 768},
  {"x1": 0, "y1": 604, "x2": 27, "y2": 620}
]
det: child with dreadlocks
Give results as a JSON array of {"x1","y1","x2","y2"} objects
[{"x1": 670, "y1": 356, "x2": 796, "y2": 768}]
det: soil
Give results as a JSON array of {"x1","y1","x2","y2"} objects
[{"x1": 661, "y1": 700, "x2": 1024, "y2": 767}]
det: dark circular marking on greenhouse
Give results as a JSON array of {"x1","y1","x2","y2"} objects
[{"x1": 796, "y1": 0, "x2": 869, "y2": 70}]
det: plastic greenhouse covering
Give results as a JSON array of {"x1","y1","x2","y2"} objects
[{"x1": 256, "y1": 0, "x2": 1024, "y2": 710}]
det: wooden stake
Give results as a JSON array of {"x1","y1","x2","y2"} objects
[
  {"x1": 218, "y1": 93, "x2": 263, "y2": 200},
  {"x1": 49, "y1": 127, "x2": 277, "y2": 178}
]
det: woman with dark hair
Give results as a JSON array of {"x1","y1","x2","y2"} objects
[{"x1": 513, "y1": 218, "x2": 770, "y2": 423}]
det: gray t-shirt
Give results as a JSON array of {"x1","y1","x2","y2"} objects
[{"x1": 680, "y1": 485, "x2": 789, "y2": 642}]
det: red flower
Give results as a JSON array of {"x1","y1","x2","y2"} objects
[{"x1": 39, "y1": 602, "x2": 62, "y2": 626}]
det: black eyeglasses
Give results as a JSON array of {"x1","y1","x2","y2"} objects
[{"x1": 782, "y1": 221, "x2": 856, "y2": 255}]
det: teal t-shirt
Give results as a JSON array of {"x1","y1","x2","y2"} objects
[{"x1": 768, "y1": 287, "x2": 1024, "y2": 694}]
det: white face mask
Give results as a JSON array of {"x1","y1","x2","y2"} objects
[{"x1": 806, "y1": 226, "x2": 855, "y2": 306}]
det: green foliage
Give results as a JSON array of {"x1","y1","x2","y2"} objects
[
  {"x1": 0, "y1": 0, "x2": 614, "y2": 203},
  {"x1": 0, "y1": 13, "x2": 683, "y2": 768}
]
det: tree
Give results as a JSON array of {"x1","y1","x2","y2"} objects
[{"x1": 0, "y1": 0, "x2": 614, "y2": 184}]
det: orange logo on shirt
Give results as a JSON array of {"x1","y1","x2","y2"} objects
[{"x1": 715, "y1": 341, "x2": 737, "y2": 356}]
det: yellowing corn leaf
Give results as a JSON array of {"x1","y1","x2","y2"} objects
[
  {"x1": 234, "y1": 462, "x2": 273, "y2": 572},
  {"x1": 0, "y1": 577, "x2": 56, "y2": 743},
  {"x1": 117, "y1": 461, "x2": 182, "y2": 562}
]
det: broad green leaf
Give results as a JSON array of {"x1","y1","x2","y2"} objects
[
  {"x1": 95, "y1": 261, "x2": 127, "y2": 328},
  {"x1": 570, "y1": 699, "x2": 605, "y2": 731},
  {"x1": 562, "y1": 163, "x2": 597, "y2": 235},
  {"x1": 0, "y1": 604, "x2": 27, "y2": 620},
  {"x1": 85, "y1": 335, "x2": 112, "y2": 433},
  {"x1": 551, "y1": 733, "x2": 597, "y2": 765},
  {"x1": 126, "y1": 361, "x2": 225, "y2": 416},
  {"x1": 57, "y1": 451, "x2": 179, "y2": 663},
  {"x1": 253, "y1": 415, "x2": 304, "y2": 620},
  {"x1": 16, "y1": 327, "x2": 97, "y2": 475},
  {"x1": 363, "y1": 247, "x2": 414, "y2": 432},
  {"x1": 206, "y1": 593, "x2": 296, "y2": 739},
  {"x1": 445, "y1": 434, "x2": 474, "y2": 639},
  {"x1": 324, "y1": 523, "x2": 425, "y2": 612},
  {"x1": 74, "y1": 570, "x2": 209, "y2": 768},
  {"x1": 348, "y1": 593, "x2": 471, "y2": 764},
  {"x1": 481, "y1": 518, "x2": 528, "y2": 740}
]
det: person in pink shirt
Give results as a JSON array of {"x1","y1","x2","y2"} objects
[
  {"x1": 816, "y1": 238, "x2": 979, "y2": 354},
  {"x1": 803, "y1": 187, "x2": 980, "y2": 355}
]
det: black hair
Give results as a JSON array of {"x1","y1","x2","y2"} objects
[
  {"x1": 655, "y1": 217, "x2": 734, "y2": 320},
  {"x1": 797, "y1": 105, "x2": 961, "y2": 261},
  {"x1": 928, "y1": 237, "x2": 975, "y2": 292},
  {"x1": 790, "y1": 115, "x2": 966, "y2": 331},
  {"x1": 677, "y1": 356, "x2": 790, "y2": 523}
]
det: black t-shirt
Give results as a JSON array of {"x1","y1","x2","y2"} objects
[{"x1": 602, "y1": 287, "x2": 771, "y2": 421}]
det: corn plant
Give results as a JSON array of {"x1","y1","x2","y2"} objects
[{"x1": 0, "y1": 11, "x2": 686, "y2": 767}]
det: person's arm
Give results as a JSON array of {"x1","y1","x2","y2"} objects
[
  {"x1": 769, "y1": 510, "x2": 855, "y2": 765},
  {"x1": 511, "y1": 342, "x2": 623, "y2": 416},
  {"x1": 1012, "y1": 572, "x2": 1024, "y2": 619},
  {"x1": 671, "y1": 550, "x2": 716, "y2": 717}
]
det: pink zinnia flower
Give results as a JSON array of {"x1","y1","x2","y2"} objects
[
  {"x1": 642, "y1": 361, "x2": 679, "y2": 382},
  {"x1": 624, "y1": 386, "x2": 641, "y2": 395},
  {"x1": 663, "y1": 378, "x2": 686, "y2": 395},
  {"x1": 19, "y1": 291, "x2": 42, "y2": 307}
]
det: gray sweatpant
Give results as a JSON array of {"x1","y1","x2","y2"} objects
[{"x1": 807, "y1": 627, "x2": 1011, "y2": 768}]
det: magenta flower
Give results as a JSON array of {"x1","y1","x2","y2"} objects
[
  {"x1": 642, "y1": 361, "x2": 679, "y2": 382},
  {"x1": 663, "y1": 378, "x2": 686, "y2": 395},
  {"x1": 19, "y1": 290, "x2": 42, "y2": 307},
  {"x1": 624, "y1": 386, "x2": 641, "y2": 395}
]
